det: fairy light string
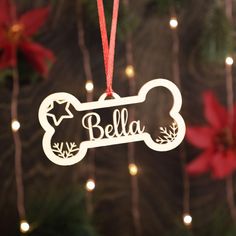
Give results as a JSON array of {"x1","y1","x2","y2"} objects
[
  {"x1": 9, "y1": 0, "x2": 28, "y2": 231},
  {"x1": 96, "y1": 0, "x2": 120, "y2": 96},
  {"x1": 225, "y1": 0, "x2": 233, "y2": 23},
  {"x1": 169, "y1": 10, "x2": 191, "y2": 226},
  {"x1": 77, "y1": 0, "x2": 96, "y2": 215},
  {"x1": 122, "y1": 0, "x2": 141, "y2": 234},
  {"x1": 224, "y1": 0, "x2": 236, "y2": 223}
]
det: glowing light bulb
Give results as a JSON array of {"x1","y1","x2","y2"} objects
[
  {"x1": 225, "y1": 56, "x2": 234, "y2": 65},
  {"x1": 85, "y1": 81, "x2": 94, "y2": 92},
  {"x1": 129, "y1": 163, "x2": 138, "y2": 176},
  {"x1": 125, "y1": 65, "x2": 135, "y2": 78},
  {"x1": 86, "y1": 179, "x2": 95, "y2": 191},
  {"x1": 169, "y1": 17, "x2": 178, "y2": 29},
  {"x1": 11, "y1": 120, "x2": 20, "y2": 131},
  {"x1": 183, "y1": 214, "x2": 192, "y2": 226},
  {"x1": 20, "y1": 220, "x2": 30, "y2": 233}
]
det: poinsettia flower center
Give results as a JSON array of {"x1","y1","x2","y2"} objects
[
  {"x1": 215, "y1": 127, "x2": 236, "y2": 151},
  {"x1": 7, "y1": 23, "x2": 24, "y2": 44}
]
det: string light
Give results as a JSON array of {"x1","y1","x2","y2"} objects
[
  {"x1": 225, "y1": 56, "x2": 234, "y2": 66},
  {"x1": 85, "y1": 80, "x2": 94, "y2": 92},
  {"x1": 11, "y1": 120, "x2": 20, "y2": 131},
  {"x1": 20, "y1": 220, "x2": 30, "y2": 233},
  {"x1": 125, "y1": 65, "x2": 135, "y2": 79},
  {"x1": 129, "y1": 163, "x2": 138, "y2": 176},
  {"x1": 169, "y1": 17, "x2": 178, "y2": 29},
  {"x1": 183, "y1": 213, "x2": 192, "y2": 226},
  {"x1": 86, "y1": 179, "x2": 95, "y2": 192}
]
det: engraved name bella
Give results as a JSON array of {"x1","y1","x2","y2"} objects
[
  {"x1": 82, "y1": 108, "x2": 145, "y2": 141},
  {"x1": 38, "y1": 79, "x2": 186, "y2": 166}
]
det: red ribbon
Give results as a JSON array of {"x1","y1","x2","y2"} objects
[{"x1": 97, "y1": 0, "x2": 120, "y2": 96}]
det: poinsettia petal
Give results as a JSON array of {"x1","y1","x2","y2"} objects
[
  {"x1": 186, "y1": 126, "x2": 214, "y2": 149},
  {"x1": 0, "y1": 28, "x2": 7, "y2": 44},
  {"x1": 186, "y1": 150, "x2": 212, "y2": 176},
  {"x1": 0, "y1": 43, "x2": 17, "y2": 69},
  {"x1": 19, "y1": 7, "x2": 50, "y2": 36},
  {"x1": 211, "y1": 150, "x2": 236, "y2": 179},
  {"x1": 20, "y1": 41, "x2": 55, "y2": 77},
  {"x1": 203, "y1": 91, "x2": 228, "y2": 129},
  {"x1": 233, "y1": 104, "x2": 236, "y2": 133},
  {"x1": 0, "y1": 0, "x2": 16, "y2": 25}
]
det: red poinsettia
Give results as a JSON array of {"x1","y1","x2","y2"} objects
[
  {"x1": 0, "y1": 0, "x2": 55, "y2": 76},
  {"x1": 186, "y1": 91, "x2": 236, "y2": 179}
]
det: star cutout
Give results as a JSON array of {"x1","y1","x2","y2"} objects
[{"x1": 47, "y1": 100, "x2": 73, "y2": 126}]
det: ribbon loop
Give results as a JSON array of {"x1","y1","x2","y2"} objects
[{"x1": 97, "y1": 0, "x2": 120, "y2": 96}]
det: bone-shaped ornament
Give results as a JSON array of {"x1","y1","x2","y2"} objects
[{"x1": 38, "y1": 79, "x2": 186, "y2": 166}]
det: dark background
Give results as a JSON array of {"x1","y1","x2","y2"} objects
[{"x1": 0, "y1": 0, "x2": 235, "y2": 235}]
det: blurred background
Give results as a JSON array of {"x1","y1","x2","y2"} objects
[{"x1": 1, "y1": 0, "x2": 236, "y2": 235}]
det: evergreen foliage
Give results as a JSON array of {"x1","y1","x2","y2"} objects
[
  {"x1": 27, "y1": 187, "x2": 98, "y2": 236},
  {"x1": 200, "y1": 5, "x2": 233, "y2": 63}
]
